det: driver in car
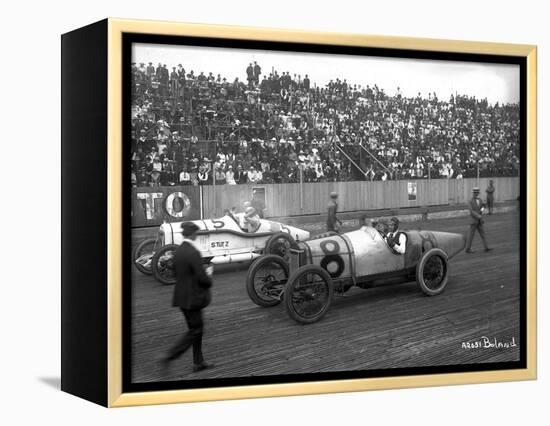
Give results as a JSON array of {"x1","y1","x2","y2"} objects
[
  {"x1": 243, "y1": 201, "x2": 260, "y2": 233},
  {"x1": 385, "y1": 217, "x2": 407, "y2": 254}
]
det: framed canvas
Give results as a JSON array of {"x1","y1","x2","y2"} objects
[{"x1": 61, "y1": 18, "x2": 537, "y2": 407}]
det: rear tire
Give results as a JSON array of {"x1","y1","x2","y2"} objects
[
  {"x1": 416, "y1": 248, "x2": 449, "y2": 296},
  {"x1": 133, "y1": 238, "x2": 158, "y2": 275},
  {"x1": 151, "y1": 244, "x2": 178, "y2": 285},
  {"x1": 246, "y1": 255, "x2": 289, "y2": 307},
  {"x1": 265, "y1": 232, "x2": 296, "y2": 262},
  {"x1": 285, "y1": 265, "x2": 334, "y2": 324}
]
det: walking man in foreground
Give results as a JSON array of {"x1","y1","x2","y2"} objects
[
  {"x1": 465, "y1": 187, "x2": 492, "y2": 254},
  {"x1": 163, "y1": 222, "x2": 214, "y2": 372}
]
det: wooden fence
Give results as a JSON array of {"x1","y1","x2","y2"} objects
[{"x1": 202, "y1": 177, "x2": 519, "y2": 218}]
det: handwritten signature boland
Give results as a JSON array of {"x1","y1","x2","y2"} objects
[{"x1": 461, "y1": 336, "x2": 518, "y2": 350}]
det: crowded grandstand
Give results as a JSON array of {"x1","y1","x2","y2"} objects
[{"x1": 130, "y1": 61, "x2": 520, "y2": 187}]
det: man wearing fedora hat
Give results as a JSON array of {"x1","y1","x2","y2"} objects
[
  {"x1": 163, "y1": 222, "x2": 214, "y2": 372},
  {"x1": 465, "y1": 187, "x2": 492, "y2": 253}
]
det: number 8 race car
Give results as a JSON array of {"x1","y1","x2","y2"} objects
[
  {"x1": 246, "y1": 225, "x2": 466, "y2": 324},
  {"x1": 133, "y1": 212, "x2": 310, "y2": 285}
]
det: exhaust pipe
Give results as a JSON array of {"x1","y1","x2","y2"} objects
[{"x1": 210, "y1": 252, "x2": 262, "y2": 265}]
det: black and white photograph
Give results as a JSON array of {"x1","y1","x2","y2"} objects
[{"x1": 127, "y1": 38, "x2": 524, "y2": 389}]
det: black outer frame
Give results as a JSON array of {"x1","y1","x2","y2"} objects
[
  {"x1": 61, "y1": 19, "x2": 109, "y2": 406},
  {"x1": 121, "y1": 33, "x2": 527, "y2": 394}
]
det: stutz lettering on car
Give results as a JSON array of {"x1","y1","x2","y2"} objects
[
  {"x1": 319, "y1": 239, "x2": 345, "y2": 278},
  {"x1": 210, "y1": 241, "x2": 230, "y2": 248}
]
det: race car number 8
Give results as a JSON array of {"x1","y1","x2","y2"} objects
[{"x1": 319, "y1": 239, "x2": 345, "y2": 278}]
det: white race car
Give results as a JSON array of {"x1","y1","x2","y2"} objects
[{"x1": 133, "y1": 212, "x2": 310, "y2": 284}]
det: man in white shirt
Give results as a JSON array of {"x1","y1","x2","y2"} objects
[
  {"x1": 385, "y1": 217, "x2": 407, "y2": 254},
  {"x1": 225, "y1": 165, "x2": 236, "y2": 185},
  {"x1": 247, "y1": 166, "x2": 260, "y2": 184},
  {"x1": 179, "y1": 167, "x2": 191, "y2": 185}
]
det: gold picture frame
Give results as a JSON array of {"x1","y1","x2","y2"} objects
[{"x1": 62, "y1": 18, "x2": 537, "y2": 407}]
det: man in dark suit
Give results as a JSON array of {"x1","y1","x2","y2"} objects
[
  {"x1": 246, "y1": 63, "x2": 254, "y2": 88},
  {"x1": 163, "y1": 222, "x2": 214, "y2": 372},
  {"x1": 326, "y1": 192, "x2": 342, "y2": 232},
  {"x1": 486, "y1": 179, "x2": 495, "y2": 214},
  {"x1": 303, "y1": 74, "x2": 310, "y2": 91},
  {"x1": 253, "y1": 61, "x2": 261, "y2": 85},
  {"x1": 465, "y1": 187, "x2": 492, "y2": 253}
]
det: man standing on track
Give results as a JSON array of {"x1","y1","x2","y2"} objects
[
  {"x1": 327, "y1": 191, "x2": 342, "y2": 233},
  {"x1": 465, "y1": 187, "x2": 492, "y2": 254},
  {"x1": 486, "y1": 179, "x2": 495, "y2": 214},
  {"x1": 162, "y1": 222, "x2": 214, "y2": 372}
]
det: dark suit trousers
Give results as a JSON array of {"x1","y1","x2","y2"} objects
[
  {"x1": 167, "y1": 308, "x2": 204, "y2": 364},
  {"x1": 465, "y1": 221, "x2": 489, "y2": 250},
  {"x1": 487, "y1": 197, "x2": 494, "y2": 212}
]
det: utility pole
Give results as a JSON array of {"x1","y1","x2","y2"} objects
[{"x1": 299, "y1": 165, "x2": 304, "y2": 213}]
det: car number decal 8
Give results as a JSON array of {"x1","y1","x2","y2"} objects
[{"x1": 319, "y1": 239, "x2": 345, "y2": 277}]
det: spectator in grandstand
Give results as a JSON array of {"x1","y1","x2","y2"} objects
[
  {"x1": 197, "y1": 166, "x2": 209, "y2": 185},
  {"x1": 225, "y1": 165, "x2": 236, "y2": 185},
  {"x1": 246, "y1": 63, "x2": 254, "y2": 87},
  {"x1": 131, "y1": 60, "x2": 520, "y2": 188},
  {"x1": 247, "y1": 166, "x2": 262, "y2": 184},
  {"x1": 253, "y1": 61, "x2": 261, "y2": 85},
  {"x1": 303, "y1": 74, "x2": 310, "y2": 90},
  {"x1": 214, "y1": 166, "x2": 226, "y2": 185},
  {"x1": 235, "y1": 164, "x2": 247, "y2": 184},
  {"x1": 179, "y1": 166, "x2": 191, "y2": 185}
]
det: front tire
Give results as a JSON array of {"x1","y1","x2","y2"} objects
[
  {"x1": 133, "y1": 238, "x2": 158, "y2": 275},
  {"x1": 151, "y1": 244, "x2": 178, "y2": 285},
  {"x1": 285, "y1": 265, "x2": 334, "y2": 324},
  {"x1": 416, "y1": 248, "x2": 449, "y2": 296},
  {"x1": 246, "y1": 255, "x2": 289, "y2": 307}
]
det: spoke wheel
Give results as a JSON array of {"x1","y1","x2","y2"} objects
[
  {"x1": 265, "y1": 233, "x2": 296, "y2": 263},
  {"x1": 285, "y1": 265, "x2": 334, "y2": 324},
  {"x1": 416, "y1": 248, "x2": 449, "y2": 296},
  {"x1": 151, "y1": 244, "x2": 178, "y2": 285},
  {"x1": 133, "y1": 238, "x2": 159, "y2": 275},
  {"x1": 246, "y1": 255, "x2": 289, "y2": 307}
]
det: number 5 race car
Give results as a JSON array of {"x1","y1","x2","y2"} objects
[
  {"x1": 133, "y1": 212, "x2": 310, "y2": 285},
  {"x1": 246, "y1": 225, "x2": 466, "y2": 323}
]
